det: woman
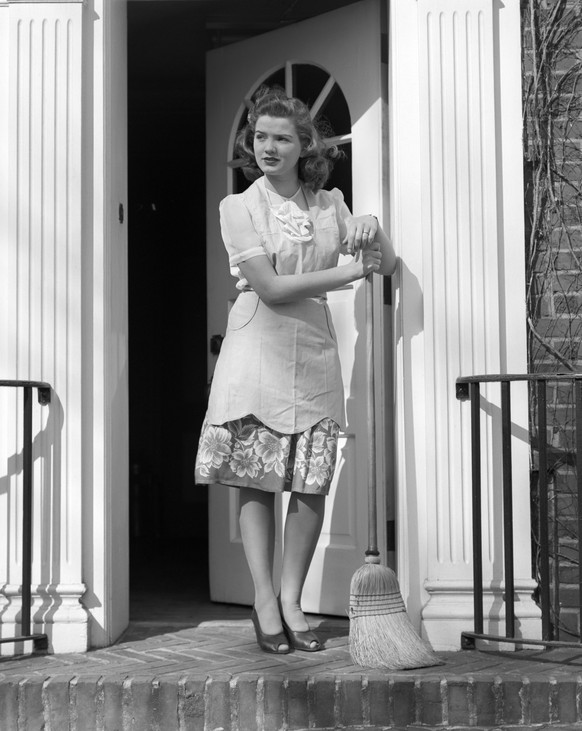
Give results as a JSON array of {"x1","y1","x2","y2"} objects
[{"x1": 195, "y1": 88, "x2": 396, "y2": 654}]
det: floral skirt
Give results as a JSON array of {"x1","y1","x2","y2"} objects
[{"x1": 195, "y1": 415, "x2": 340, "y2": 495}]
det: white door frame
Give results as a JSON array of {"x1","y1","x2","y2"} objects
[
  {"x1": 0, "y1": 0, "x2": 535, "y2": 651},
  {"x1": 83, "y1": 0, "x2": 130, "y2": 649},
  {"x1": 116, "y1": 0, "x2": 534, "y2": 649}
]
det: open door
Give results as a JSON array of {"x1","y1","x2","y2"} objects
[{"x1": 206, "y1": 0, "x2": 388, "y2": 615}]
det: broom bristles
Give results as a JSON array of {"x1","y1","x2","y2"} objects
[{"x1": 349, "y1": 562, "x2": 442, "y2": 670}]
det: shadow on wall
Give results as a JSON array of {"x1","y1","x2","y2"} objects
[{"x1": 0, "y1": 387, "x2": 70, "y2": 651}]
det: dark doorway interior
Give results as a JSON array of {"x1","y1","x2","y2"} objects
[
  {"x1": 127, "y1": 0, "x2": 358, "y2": 623},
  {"x1": 128, "y1": 2, "x2": 210, "y2": 618}
]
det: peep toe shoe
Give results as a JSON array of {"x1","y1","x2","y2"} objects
[
  {"x1": 250, "y1": 608, "x2": 290, "y2": 654},
  {"x1": 278, "y1": 600, "x2": 322, "y2": 652}
]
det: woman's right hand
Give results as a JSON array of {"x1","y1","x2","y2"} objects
[{"x1": 350, "y1": 243, "x2": 382, "y2": 279}]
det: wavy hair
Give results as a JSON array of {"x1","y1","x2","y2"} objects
[{"x1": 234, "y1": 86, "x2": 344, "y2": 192}]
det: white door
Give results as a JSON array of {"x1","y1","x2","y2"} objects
[{"x1": 206, "y1": 0, "x2": 388, "y2": 615}]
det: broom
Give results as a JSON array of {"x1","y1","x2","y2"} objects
[{"x1": 348, "y1": 273, "x2": 441, "y2": 670}]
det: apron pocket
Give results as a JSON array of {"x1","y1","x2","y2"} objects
[{"x1": 228, "y1": 294, "x2": 260, "y2": 331}]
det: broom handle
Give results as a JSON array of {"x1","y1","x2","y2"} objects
[{"x1": 365, "y1": 273, "x2": 379, "y2": 557}]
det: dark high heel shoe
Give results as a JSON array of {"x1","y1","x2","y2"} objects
[
  {"x1": 250, "y1": 608, "x2": 290, "y2": 654},
  {"x1": 278, "y1": 600, "x2": 322, "y2": 652}
]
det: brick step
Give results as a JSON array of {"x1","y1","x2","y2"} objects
[
  {"x1": 1, "y1": 673, "x2": 580, "y2": 730},
  {"x1": 309, "y1": 728, "x2": 582, "y2": 731}
]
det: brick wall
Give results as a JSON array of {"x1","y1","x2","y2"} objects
[{"x1": 522, "y1": 0, "x2": 582, "y2": 640}]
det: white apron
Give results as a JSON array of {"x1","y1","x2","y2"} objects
[{"x1": 205, "y1": 177, "x2": 350, "y2": 434}]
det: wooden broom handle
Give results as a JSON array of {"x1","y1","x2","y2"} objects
[{"x1": 365, "y1": 273, "x2": 379, "y2": 557}]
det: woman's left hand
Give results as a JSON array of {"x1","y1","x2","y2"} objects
[{"x1": 343, "y1": 215, "x2": 378, "y2": 257}]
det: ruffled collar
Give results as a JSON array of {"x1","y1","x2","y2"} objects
[{"x1": 264, "y1": 184, "x2": 313, "y2": 244}]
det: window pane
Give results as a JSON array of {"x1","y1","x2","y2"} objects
[
  {"x1": 292, "y1": 64, "x2": 331, "y2": 108},
  {"x1": 261, "y1": 67, "x2": 286, "y2": 93},
  {"x1": 317, "y1": 83, "x2": 351, "y2": 137},
  {"x1": 326, "y1": 141, "x2": 352, "y2": 211}
]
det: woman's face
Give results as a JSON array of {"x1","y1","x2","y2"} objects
[{"x1": 253, "y1": 115, "x2": 303, "y2": 183}]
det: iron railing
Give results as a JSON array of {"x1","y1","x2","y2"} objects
[
  {"x1": 0, "y1": 380, "x2": 51, "y2": 653},
  {"x1": 457, "y1": 372, "x2": 582, "y2": 649}
]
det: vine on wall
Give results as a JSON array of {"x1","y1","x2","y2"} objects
[{"x1": 522, "y1": 0, "x2": 582, "y2": 638}]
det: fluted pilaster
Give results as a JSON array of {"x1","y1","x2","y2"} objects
[
  {"x1": 391, "y1": 0, "x2": 538, "y2": 649},
  {"x1": 0, "y1": 0, "x2": 88, "y2": 652}
]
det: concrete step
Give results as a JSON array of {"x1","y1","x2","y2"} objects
[{"x1": 1, "y1": 671, "x2": 581, "y2": 730}]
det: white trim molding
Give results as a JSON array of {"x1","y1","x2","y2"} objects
[
  {"x1": 0, "y1": 584, "x2": 87, "y2": 654},
  {"x1": 423, "y1": 579, "x2": 541, "y2": 651}
]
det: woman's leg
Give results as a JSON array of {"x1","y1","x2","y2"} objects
[
  {"x1": 279, "y1": 493, "x2": 325, "y2": 632},
  {"x1": 239, "y1": 487, "x2": 287, "y2": 645}
]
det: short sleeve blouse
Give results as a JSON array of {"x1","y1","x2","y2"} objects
[{"x1": 219, "y1": 179, "x2": 353, "y2": 291}]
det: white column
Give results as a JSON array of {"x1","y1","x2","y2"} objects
[
  {"x1": 0, "y1": 0, "x2": 88, "y2": 652},
  {"x1": 390, "y1": 0, "x2": 540, "y2": 650}
]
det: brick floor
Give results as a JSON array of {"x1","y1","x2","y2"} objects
[{"x1": 2, "y1": 614, "x2": 582, "y2": 729}]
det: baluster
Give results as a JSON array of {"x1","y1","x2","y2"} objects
[
  {"x1": 21, "y1": 386, "x2": 33, "y2": 637},
  {"x1": 575, "y1": 379, "x2": 582, "y2": 638},
  {"x1": 501, "y1": 380, "x2": 515, "y2": 638},
  {"x1": 537, "y1": 379, "x2": 551, "y2": 640},
  {"x1": 470, "y1": 381, "x2": 483, "y2": 635}
]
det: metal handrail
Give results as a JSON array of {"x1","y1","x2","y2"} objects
[
  {"x1": 0, "y1": 381, "x2": 51, "y2": 653},
  {"x1": 457, "y1": 372, "x2": 582, "y2": 649}
]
